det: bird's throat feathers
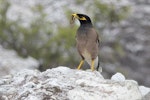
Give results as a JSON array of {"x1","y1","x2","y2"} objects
[
  {"x1": 79, "y1": 20, "x2": 93, "y2": 27},
  {"x1": 79, "y1": 23, "x2": 93, "y2": 29}
]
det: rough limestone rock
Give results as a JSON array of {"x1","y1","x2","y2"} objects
[
  {"x1": 0, "y1": 67, "x2": 144, "y2": 100},
  {"x1": 143, "y1": 92, "x2": 150, "y2": 100}
]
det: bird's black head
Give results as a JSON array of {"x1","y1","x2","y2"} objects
[{"x1": 71, "y1": 13, "x2": 93, "y2": 26}]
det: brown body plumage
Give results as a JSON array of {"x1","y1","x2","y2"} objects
[
  {"x1": 77, "y1": 27, "x2": 99, "y2": 60},
  {"x1": 71, "y1": 13, "x2": 100, "y2": 71}
]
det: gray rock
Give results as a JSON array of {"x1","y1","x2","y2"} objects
[{"x1": 0, "y1": 67, "x2": 143, "y2": 100}]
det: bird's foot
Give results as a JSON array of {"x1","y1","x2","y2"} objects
[
  {"x1": 91, "y1": 60, "x2": 95, "y2": 71},
  {"x1": 77, "y1": 60, "x2": 84, "y2": 70}
]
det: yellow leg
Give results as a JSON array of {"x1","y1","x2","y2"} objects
[
  {"x1": 91, "y1": 60, "x2": 95, "y2": 71},
  {"x1": 77, "y1": 60, "x2": 84, "y2": 70}
]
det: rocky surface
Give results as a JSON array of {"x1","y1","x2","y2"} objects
[
  {"x1": 0, "y1": 46, "x2": 39, "y2": 76},
  {"x1": 0, "y1": 67, "x2": 149, "y2": 100}
]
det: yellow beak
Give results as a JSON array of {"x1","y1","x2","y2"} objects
[
  {"x1": 70, "y1": 13, "x2": 78, "y2": 24},
  {"x1": 72, "y1": 13, "x2": 79, "y2": 19},
  {"x1": 72, "y1": 13, "x2": 86, "y2": 20}
]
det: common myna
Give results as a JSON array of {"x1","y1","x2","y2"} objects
[{"x1": 71, "y1": 13, "x2": 100, "y2": 71}]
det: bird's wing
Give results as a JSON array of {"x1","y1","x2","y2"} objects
[
  {"x1": 96, "y1": 32, "x2": 100, "y2": 48},
  {"x1": 87, "y1": 28, "x2": 100, "y2": 59}
]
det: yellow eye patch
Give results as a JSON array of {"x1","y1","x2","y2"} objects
[
  {"x1": 79, "y1": 17, "x2": 86, "y2": 20},
  {"x1": 70, "y1": 14, "x2": 87, "y2": 25}
]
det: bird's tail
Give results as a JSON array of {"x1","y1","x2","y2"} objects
[
  {"x1": 92, "y1": 56, "x2": 101, "y2": 71},
  {"x1": 96, "y1": 61, "x2": 100, "y2": 71},
  {"x1": 96, "y1": 57, "x2": 102, "y2": 72}
]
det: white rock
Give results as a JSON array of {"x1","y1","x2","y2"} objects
[
  {"x1": 68, "y1": 88, "x2": 100, "y2": 100},
  {"x1": 24, "y1": 95, "x2": 41, "y2": 100},
  {"x1": 0, "y1": 67, "x2": 143, "y2": 100},
  {"x1": 111, "y1": 72, "x2": 126, "y2": 82},
  {"x1": 139, "y1": 86, "x2": 150, "y2": 96},
  {"x1": 68, "y1": 80, "x2": 142, "y2": 100}
]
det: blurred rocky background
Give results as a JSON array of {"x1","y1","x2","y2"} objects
[{"x1": 0, "y1": 0, "x2": 149, "y2": 87}]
